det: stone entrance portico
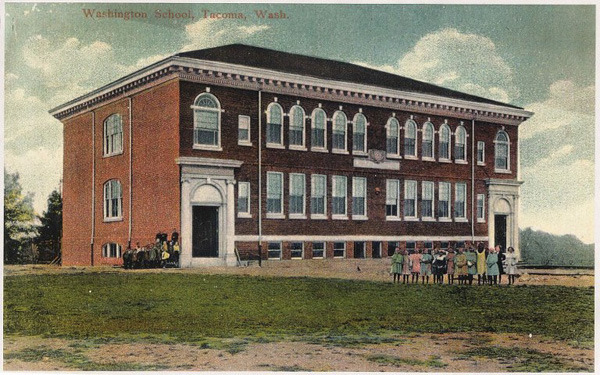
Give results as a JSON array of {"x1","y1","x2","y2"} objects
[{"x1": 177, "y1": 157, "x2": 242, "y2": 267}]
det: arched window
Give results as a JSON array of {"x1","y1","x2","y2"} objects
[
  {"x1": 103, "y1": 114, "x2": 123, "y2": 156},
  {"x1": 311, "y1": 108, "x2": 327, "y2": 150},
  {"x1": 192, "y1": 93, "x2": 221, "y2": 148},
  {"x1": 439, "y1": 124, "x2": 451, "y2": 160},
  {"x1": 386, "y1": 118, "x2": 400, "y2": 156},
  {"x1": 266, "y1": 102, "x2": 283, "y2": 145},
  {"x1": 455, "y1": 125, "x2": 467, "y2": 161},
  {"x1": 404, "y1": 120, "x2": 417, "y2": 157},
  {"x1": 104, "y1": 179, "x2": 122, "y2": 220},
  {"x1": 422, "y1": 122, "x2": 434, "y2": 159},
  {"x1": 353, "y1": 113, "x2": 367, "y2": 153},
  {"x1": 332, "y1": 111, "x2": 347, "y2": 152},
  {"x1": 495, "y1": 130, "x2": 510, "y2": 170},
  {"x1": 289, "y1": 105, "x2": 305, "y2": 148}
]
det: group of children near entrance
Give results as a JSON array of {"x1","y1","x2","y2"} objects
[
  {"x1": 390, "y1": 244, "x2": 518, "y2": 285},
  {"x1": 122, "y1": 230, "x2": 180, "y2": 269}
]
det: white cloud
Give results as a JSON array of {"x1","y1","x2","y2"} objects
[
  {"x1": 520, "y1": 157, "x2": 594, "y2": 244},
  {"x1": 521, "y1": 80, "x2": 595, "y2": 140},
  {"x1": 183, "y1": 18, "x2": 270, "y2": 51},
  {"x1": 354, "y1": 28, "x2": 518, "y2": 103},
  {"x1": 22, "y1": 36, "x2": 131, "y2": 107}
]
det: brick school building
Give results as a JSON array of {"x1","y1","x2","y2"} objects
[{"x1": 50, "y1": 44, "x2": 532, "y2": 267}]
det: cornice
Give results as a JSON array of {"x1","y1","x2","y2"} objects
[{"x1": 50, "y1": 56, "x2": 534, "y2": 125}]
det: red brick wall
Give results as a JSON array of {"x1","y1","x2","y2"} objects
[
  {"x1": 131, "y1": 80, "x2": 181, "y2": 247},
  {"x1": 62, "y1": 113, "x2": 93, "y2": 265}
]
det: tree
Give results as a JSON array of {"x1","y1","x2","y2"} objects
[
  {"x1": 36, "y1": 189, "x2": 62, "y2": 262},
  {"x1": 4, "y1": 170, "x2": 37, "y2": 264}
]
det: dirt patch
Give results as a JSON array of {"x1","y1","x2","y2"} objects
[
  {"x1": 4, "y1": 332, "x2": 593, "y2": 372},
  {"x1": 4, "y1": 262, "x2": 594, "y2": 287}
]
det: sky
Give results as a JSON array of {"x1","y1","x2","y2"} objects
[{"x1": 3, "y1": 3, "x2": 596, "y2": 243}]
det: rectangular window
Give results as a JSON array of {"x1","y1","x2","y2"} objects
[
  {"x1": 332, "y1": 176, "x2": 347, "y2": 217},
  {"x1": 386, "y1": 179, "x2": 400, "y2": 218},
  {"x1": 289, "y1": 109, "x2": 304, "y2": 147},
  {"x1": 406, "y1": 241, "x2": 416, "y2": 254},
  {"x1": 195, "y1": 111, "x2": 219, "y2": 146},
  {"x1": 440, "y1": 241, "x2": 449, "y2": 250},
  {"x1": 438, "y1": 182, "x2": 451, "y2": 219},
  {"x1": 354, "y1": 242, "x2": 366, "y2": 259},
  {"x1": 267, "y1": 172, "x2": 283, "y2": 215},
  {"x1": 268, "y1": 242, "x2": 281, "y2": 259},
  {"x1": 289, "y1": 173, "x2": 306, "y2": 216},
  {"x1": 422, "y1": 181, "x2": 434, "y2": 219},
  {"x1": 237, "y1": 181, "x2": 250, "y2": 217},
  {"x1": 477, "y1": 194, "x2": 486, "y2": 222},
  {"x1": 387, "y1": 241, "x2": 399, "y2": 256},
  {"x1": 333, "y1": 242, "x2": 346, "y2": 258},
  {"x1": 352, "y1": 177, "x2": 367, "y2": 218},
  {"x1": 238, "y1": 115, "x2": 251, "y2": 145},
  {"x1": 424, "y1": 242, "x2": 433, "y2": 250},
  {"x1": 291, "y1": 242, "x2": 303, "y2": 259},
  {"x1": 372, "y1": 241, "x2": 382, "y2": 259},
  {"x1": 477, "y1": 141, "x2": 485, "y2": 164},
  {"x1": 310, "y1": 174, "x2": 326, "y2": 217},
  {"x1": 455, "y1": 183, "x2": 467, "y2": 219},
  {"x1": 312, "y1": 242, "x2": 325, "y2": 258},
  {"x1": 404, "y1": 180, "x2": 417, "y2": 218}
]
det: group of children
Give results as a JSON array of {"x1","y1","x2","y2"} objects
[
  {"x1": 122, "y1": 230, "x2": 180, "y2": 269},
  {"x1": 390, "y1": 244, "x2": 519, "y2": 285}
]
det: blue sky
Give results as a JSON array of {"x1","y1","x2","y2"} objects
[{"x1": 3, "y1": 3, "x2": 595, "y2": 243}]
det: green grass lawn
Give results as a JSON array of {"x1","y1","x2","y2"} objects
[{"x1": 4, "y1": 273, "x2": 593, "y2": 343}]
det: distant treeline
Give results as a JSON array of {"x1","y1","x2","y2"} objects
[{"x1": 520, "y1": 227, "x2": 594, "y2": 267}]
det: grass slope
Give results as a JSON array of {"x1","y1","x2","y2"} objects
[{"x1": 4, "y1": 273, "x2": 593, "y2": 342}]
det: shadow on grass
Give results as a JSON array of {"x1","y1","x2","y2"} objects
[
  {"x1": 366, "y1": 354, "x2": 447, "y2": 368},
  {"x1": 457, "y1": 345, "x2": 592, "y2": 372},
  {"x1": 4, "y1": 346, "x2": 168, "y2": 371}
]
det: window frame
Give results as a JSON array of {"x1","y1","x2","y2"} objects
[
  {"x1": 421, "y1": 181, "x2": 435, "y2": 221},
  {"x1": 237, "y1": 181, "x2": 251, "y2": 218},
  {"x1": 477, "y1": 141, "x2": 485, "y2": 165},
  {"x1": 454, "y1": 182, "x2": 468, "y2": 221},
  {"x1": 386, "y1": 117, "x2": 401, "y2": 158},
  {"x1": 237, "y1": 115, "x2": 252, "y2": 146},
  {"x1": 333, "y1": 242, "x2": 346, "y2": 258},
  {"x1": 404, "y1": 179, "x2": 418, "y2": 220},
  {"x1": 438, "y1": 181, "x2": 451, "y2": 221},
  {"x1": 103, "y1": 179, "x2": 123, "y2": 222},
  {"x1": 494, "y1": 130, "x2": 511, "y2": 173},
  {"x1": 290, "y1": 242, "x2": 304, "y2": 259},
  {"x1": 352, "y1": 113, "x2": 368, "y2": 155},
  {"x1": 266, "y1": 171, "x2": 284, "y2": 219},
  {"x1": 102, "y1": 242, "x2": 122, "y2": 258},
  {"x1": 312, "y1": 241, "x2": 325, "y2": 259},
  {"x1": 404, "y1": 119, "x2": 418, "y2": 159},
  {"x1": 386, "y1": 179, "x2": 401, "y2": 221},
  {"x1": 267, "y1": 241, "x2": 282, "y2": 260},
  {"x1": 191, "y1": 93, "x2": 222, "y2": 151},
  {"x1": 289, "y1": 105, "x2": 307, "y2": 151},
  {"x1": 266, "y1": 102, "x2": 284, "y2": 148},
  {"x1": 332, "y1": 111, "x2": 348, "y2": 154},
  {"x1": 310, "y1": 108, "x2": 328, "y2": 152},
  {"x1": 352, "y1": 177, "x2": 367, "y2": 220},
  {"x1": 422, "y1": 121, "x2": 435, "y2": 161},
  {"x1": 331, "y1": 175, "x2": 348, "y2": 219},
  {"x1": 454, "y1": 125, "x2": 467, "y2": 163},
  {"x1": 439, "y1": 123, "x2": 451, "y2": 162},
  {"x1": 353, "y1": 241, "x2": 366, "y2": 259},
  {"x1": 289, "y1": 173, "x2": 306, "y2": 219},
  {"x1": 103, "y1": 114, "x2": 123, "y2": 157},
  {"x1": 477, "y1": 193, "x2": 486, "y2": 222},
  {"x1": 310, "y1": 174, "x2": 327, "y2": 219}
]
